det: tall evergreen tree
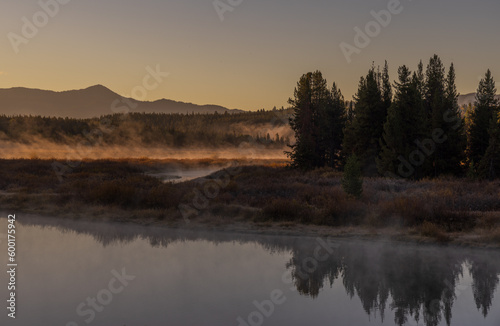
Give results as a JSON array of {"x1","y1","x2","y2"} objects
[
  {"x1": 377, "y1": 66, "x2": 427, "y2": 179},
  {"x1": 322, "y1": 83, "x2": 346, "y2": 168},
  {"x1": 441, "y1": 63, "x2": 466, "y2": 175},
  {"x1": 464, "y1": 103, "x2": 475, "y2": 169},
  {"x1": 345, "y1": 101, "x2": 355, "y2": 125},
  {"x1": 415, "y1": 60, "x2": 426, "y2": 98},
  {"x1": 425, "y1": 55, "x2": 447, "y2": 176},
  {"x1": 310, "y1": 70, "x2": 332, "y2": 167},
  {"x1": 421, "y1": 56, "x2": 466, "y2": 176},
  {"x1": 478, "y1": 110, "x2": 500, "y2": 179},
  {"x1": 468, "y1": 70, "x2": 498, "y2": 165},
  {"x1": 381, "y1": 61, "x2": 393, "y2": 109},
  {"x1": 287, "y1": 71, "x2": 345, "y2": 169},
  {"x1": 427, "y1": 62, "x2": 466, "y2": 177},
  {"x1": 425, "y1": 55, "x2": 446, "y2": 121},
  {"x1": 287, "y1": 72, "x2": 316, "y2": 169},
  {"x1": 343, "y1": 65, "x2": 389, "y2": 175}
]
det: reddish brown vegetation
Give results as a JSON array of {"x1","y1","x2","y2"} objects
[{"x1": 1, "y1": 159, "x2": 499, "y2": 243}]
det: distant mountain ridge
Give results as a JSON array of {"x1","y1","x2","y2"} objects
[
  {"x1": 458, "y1": 93, "x2": 500, "y2": 108},
  {"x1": 2, "y1": 86, "x2": 496, "y2": 119},
  {"x1": 0, "y1": 85, "x2": 243, "y2": 119}
]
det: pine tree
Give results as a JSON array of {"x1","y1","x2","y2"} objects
[
  {"x1": 478, "y1": 109, "x2": 500, "y2": 179},
  {"x1": 311, "y1": 70, "x2": 333, "y2": 167},
  {"x1": 322, "y1": 82, "x2": 346, "y2": 168},
  {"x1": 468, "y1": 70, "x2": 498, "y2": 165},
  {"x1": 467, "y1": 159, "x2": 478, "y2": 179},
  {"x1": 287, "y1": 72, "x2": 316, "y2": 169},
  {"x1": 377, "y1": 66, "x2": 427, "y2": 179},
  {"x1": 381, "y1": 61, "x2": 393, "y2": 109},
  {"x1": 343, "y1": 65, "x2": 389, "y2": 175},
  {"x1": 415, "y1": 60, "x2": 426, "y2": 97},
  {"x1": 425, "y1": 55, "x2": 446, "y2": 176},
  {"x1": 342, "y1": 154, "x2": 363, "y2": 198},
  {"x1": 287, "y1": 71, "x2": 342, "y2": 169},
  {"x1": 345, "y1": 101, "x2": 354, "y2": 125},
  {"x1": 425, "y1": 55, "x2": 446, "y2": 121},
  {"x1": 465, "y1": 103, "x2": 475, "y2": 157},
  {"x1": 438, "y1": 63, "x2": 466, "y2": 175}
]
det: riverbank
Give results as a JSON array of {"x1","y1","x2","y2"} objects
[{"x1": 1, "y1": 159, "x2": 499, "y2": 248}]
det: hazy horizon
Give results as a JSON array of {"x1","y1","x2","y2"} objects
[{"x1": 0, "y1": 82, "x2": 495, "y2": 103}]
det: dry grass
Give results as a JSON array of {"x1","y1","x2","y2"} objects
[
  {"x1": 476, "y1": 212, "x2": 500, "y2": 229},
  {"x1": 420, "y1": 221, "x2": 451, "y2": 243},
  {"x1": 262, "y1": 199, "x2": 307, "y2": 222},
  {"x1": 1, "y1": 159, "x2": 499, "y2": 238},
  {"x1": 488, "y1": 228, "x2": 500, "y2": 243}
]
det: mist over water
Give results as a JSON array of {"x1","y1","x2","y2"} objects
[
  {"x1": 1, "y1": 216, "x2": 499, "y2": 326},
  {"x1": 0, "y1": 140, "x2": 288, "y2": 160}
]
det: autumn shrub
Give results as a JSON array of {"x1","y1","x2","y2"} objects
[
  {"x1": 146, "y1": 185, "x2": 177, "y2": 209},
  {"x1": 378, "y1": 196, "x2": 430, "y2": 226},
  {"x1": 420, "y1": 221, "x2": 451, "y2": 243},
  {"x1": 89, "y1": 180, "x2": 136, "y2": 207},
  {"x1": 487, "y1": 227, "x2": 500, "y2": 243},
  {"x1": 313, "y1": 186, "x2": 365, "y2": 226},
  {"x1": 431, "y1": 206, "x2": 476, "y2": 231},
  {"x1": 318, "y1": 197, "x2": 364, "y2": 226},
  {"x1": 262, "y1": 199, "x2": 309, "y2": 222},
  {"x1": 477, "y1": 213, "x2": 500, "y2": 229}
]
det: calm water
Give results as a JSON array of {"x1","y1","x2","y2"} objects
[
  {"x1": 146, "y1": 166, "x2": 225, "y2": 183},
  {"x1": 0, "y1": 216, "x2": 499, "y2": 326}
]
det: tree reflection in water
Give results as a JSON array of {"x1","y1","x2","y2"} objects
[
  {"x1": 287, "y1": 239, "x2": 499, "y2": 326},
  {"x1": 17, "y1": 216, "x2": 500, "y2": 326}
]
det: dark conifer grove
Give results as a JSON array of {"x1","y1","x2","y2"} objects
[{"x1": 287, "y1": 55, "x2": 499, "y2": 179}]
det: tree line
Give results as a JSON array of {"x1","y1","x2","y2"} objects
[
  {"x1": 0, "y1": 109, "x2": 291, "y2": 148},
  {"x1": 287, "y1": 55, "x2": 499, "y2": 179}
]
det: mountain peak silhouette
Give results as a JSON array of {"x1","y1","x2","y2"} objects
[{"x1": 0, "y1": 85, "x2": 241, "y2": 118}]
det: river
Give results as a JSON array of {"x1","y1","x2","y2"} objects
[{"x1": 0, "y1": 215, "x2": 499, "y2": 326}]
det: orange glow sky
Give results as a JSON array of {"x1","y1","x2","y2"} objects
[{"x1": 1, "y1": 0, "x2": 499, "y2": 111}]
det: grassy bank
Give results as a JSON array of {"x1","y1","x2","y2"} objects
[{"x1": 1, "y1": 159, "x2": 499, "y2": 246}]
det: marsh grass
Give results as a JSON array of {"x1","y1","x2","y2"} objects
[
  {"x1": 420, "y1": 221, "x2": 452, "y2": 243},
  {"x1": 0, "y1": 159, "x2": 499, "y2": 237},
  {"x1": 488, "y1": 228, "x2": 500, "y2": 243}
]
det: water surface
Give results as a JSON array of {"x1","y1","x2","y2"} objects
[
  {"x1": 146, "y1": 166, "x2": 224, "y2": 183},
  {"x1": 0, "y1": 215, "x2": 499, "y2": 326}
]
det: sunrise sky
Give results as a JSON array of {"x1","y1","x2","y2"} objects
[{"x1": 0, "y1": 0, "x2": 499, "y2": 111}]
